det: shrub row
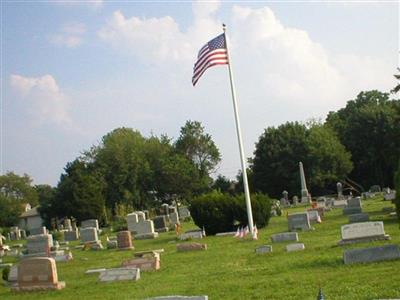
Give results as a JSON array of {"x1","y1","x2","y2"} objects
[{"x1": 190, "y1": 191, "x2": 272, "y2": 235}]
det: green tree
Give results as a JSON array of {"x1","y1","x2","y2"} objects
[
  {"x1": 252, "y1": 122, "x2": 308, "y2": 198},
  {"x1": 91, "y1": 128, "x2": 148, "y2": 212},
  {"x1": 212, "y1": 175, "x2": 234, "y2": 194},
  {"x1": 35, "y1": 184, "x2": 56, "y2": 228},
  {"x1": 55, "y1": 159, "x2": 106, "y2": 224},
  {"x1": 391, "y1": 71, "x2": 400, "y2": 94},
  {"x1": 326, "y1": 90, "x2": 400, "y2": 189},
  {"x1": 144, "y1": 135, "x2": 203, "y2": 203},
  {"x1": 306, "y1": 124, "x2": 353, "y2": 195},
  {"x1": 0, "y1": 172, "x2": 38, "y2": 206},
  {"x1": 252, "y1": 122, "x2": 353, "y2": 198},
  {"x1": 0, "y1": 172, "x2": 38, "y2": 227},
  {"x1": 175, "y1": 120, "x2": 221, "y2": 182}
]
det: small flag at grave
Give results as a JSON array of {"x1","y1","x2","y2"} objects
[
  {"x1": 317, "y1": 215, "x2": 322, "y2": 224},
  {"x1": 239, "y1": 227, "x2": 245, "y2": 238},
  {"x1": 244, "y1": 226, "x2": 249, "y2": 236},
  {"x1": 252, "y1": 224, "x2": 258, "y2": 240}
]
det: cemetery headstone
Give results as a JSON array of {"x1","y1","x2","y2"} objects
[
  {"x1": 292, "y1": 196, "x2": 299, "y2": 206},
  {"x1": 20, "y1": 230, "x2": 26, "y2": 239},
  {"x1": 347, "y1": 197, "x2": 362, "y2": 207},
  {"x1": 81, "y1": 219, "x2": 99, "y2": 231},
  {"x1": 169, "y1": 211, "x2": 180, "y2": 226},
  {"x1": 80, "y1": 227, "x2": 98, "y2": 243},
  {"x1": 85, "y1": 268, "x2": 106, "y2": 275},
  {"x1": 288, "y1": 212, "x2": 311, "y2": 231},
  {"x1": 153, "y1": 216, "x2": 169, "y2": 233},
  {"x1": 348, "y1": 213, "x2": 369, "y2": 223},
  {"x1": 338, "y1": 221, "x2": 390, "y2": 245},
  {"x1": 343, "y1": 206, "x2": 362, "y2": 215},
  {"x1": 8, "y1": 265, "x2": 18, "y2": 284},
  {"x1": 12, "y1": 257, "x2": 65, "y2": 291},
  {"x1": 299, "y1": 162, "x2": 311, "y2": 203},
  {"x1": 384, "y1": 191, "x2": 396, "y2": 201},
  {"x1": 30, "y1": 227, "x2": 47, "y2": 236},
  {"x1": 179, "y1": 231, "x2": 203, "y2": 241},
  {"x1": 370, "y1": 185, "x2": 381, "y2": 193},
  {"x1": 98, "y1": 267, "x2": 140, "y2": 282},
  {"x1": 177, "y1": 243, "x2": 207, "y2": 252},
  {"x1": 178, "y1": 206, "x2": 191, "y2": 220},
  {"x1": 10, "y1": 227, "x2": 21, "y2": 240},
  {"x1": 271, "y1": 232, "x2": 298, "y2": 243},
  {"x1": 286, "y1": 243, "x2": 305, "y2": 252},
  {"x1": 127, "y1": 212, "x2": 158, "y2": 239},
  {"x1": 337, "y1": 182, "x2": 343, "y2": 199},
  {"x1": 122, "y1": 253, "x2": 160, "y2": 271},
  {"x1": 307, "y1": 210, "x2": 320, "y2": 223},
  {"x1": 64, "y1": 219, "x2": 72, "y2": 231},
  {"x1": 26, "y1": 234, "x2": 53, "y2": 255},
  {"x1": 161, "y1": 203, "x2": 170, "y2": 215},
  {"x1": 117, "y1": 231, "x2": 134, "y2": 250},
  {"x1": 64, "y1": 228, "x2": 79, "y2": 241},
  {"x1": 343, "y1": 244, "x2": 400, "y2": 265},
  {"x1": 255, "y1": 245, "x2": 273, "y2": 254}
]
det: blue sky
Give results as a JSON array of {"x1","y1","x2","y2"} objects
[{"x1": 2, "y1": 1, "x2": 398, "y2": 186}]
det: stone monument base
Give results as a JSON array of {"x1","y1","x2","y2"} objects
[
  {"x1": 12, "y1": 281, "x2": 65, "y2": 292},
  {"x1": 338, "y1": 234, "x2": 390, "y2": 246},
  {"x1": 134, "y1": 233, "x2": 159, "y2": 240}
]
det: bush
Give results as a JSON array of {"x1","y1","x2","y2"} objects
[
  {"x1": 190, "y1": 191, "x2": 235, "y2": 235},
  {"x1": 233, "y1": 193, "x2": 272, "y2": 228},
  {"x1": 190, "y1": 191, "x2": 272, "y2": 235},
  {"x1": 112, "y1": 216, "x2": 128, "y2": 232}
]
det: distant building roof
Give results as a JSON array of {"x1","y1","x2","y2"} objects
[
  {"x1": 21, "y1": 203, "x2": 31, "y2": 212},
  {"x1": 20, "y1": 206, "x2": 40, "y2": 218}
]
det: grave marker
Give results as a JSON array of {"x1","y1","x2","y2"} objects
[
  {"x1": 348, "y1": 213, "x2": 369, "y2": 223},
  {"x1": 255, "y1": 245, "x2": 273, "y2": 254},
  {"x1": 338, "y1": 221, "x2": 390, "y2": 245},
  {"x1": 12, "y1": 257, "x2": 65, "y2": 291},
  {"x1": 98, "y1": 267, "x2": 140, "y2": 282},
  {"x1": 177, "y1": 243, "x2": 207, "y2": 252},
  {"x1": 286, "y1": 243, "x2": 305, "y2": 252},
  {"x1": 288, "y1": 212, "x2": 311, "y2": 231},
  {"x1": 343, "y1": 245, "x2": 400, "y2": 265},
  {"x1": 271, "y1": 232, "x2": 298, "y2": 243},
  {"x1": 117, "y1": 231, "x2": 134, "y2": 250}
]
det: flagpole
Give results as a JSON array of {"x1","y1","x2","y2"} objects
[{"x1": 222, "y1": 24, "x2": 255, "y2": 238}]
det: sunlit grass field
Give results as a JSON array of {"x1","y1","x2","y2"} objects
[{"x1": 1, "y1": 196, "x2": 399, "y2": 300}]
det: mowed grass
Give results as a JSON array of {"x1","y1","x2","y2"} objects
[{"x1": 1, "y1": 196, "x2": 400, "y2": 300}]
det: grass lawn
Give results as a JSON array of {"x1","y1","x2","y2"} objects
[{"x1": 1, "y1": 196, "x2": 399, "y2": 299}]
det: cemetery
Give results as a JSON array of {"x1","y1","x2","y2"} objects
[
  {"x1": 2, "y1": 2, "x2": 400, "y2": 300},
  {"x1": 0, "y1": 194, "x2": 399, "y2": 299}
]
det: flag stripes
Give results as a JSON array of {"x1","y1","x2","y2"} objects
[{"x1": 192, "y1": 33, "x2": 228, "y2": 86}]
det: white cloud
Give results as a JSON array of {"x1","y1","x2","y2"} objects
[
  {"x1": 97, "y1": 1, "x2": 222, "y2": 63},
  {"x1": 50, "y1": 22, "x2": 86, "y2": 48},
  {"x1": 94, "y1": 3, "x2": 393, "y2": 180},
  {"x1": 10, "y1": 74, "x2": 72, "y2": 127}
]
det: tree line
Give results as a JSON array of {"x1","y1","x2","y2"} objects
[{"x1": 0, "y1": 89, "x2": 399, "y2": 227}]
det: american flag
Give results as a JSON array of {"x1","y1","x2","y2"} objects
[{"x1": 192, "y1": 33, "x2": 228, "y2": 86}]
